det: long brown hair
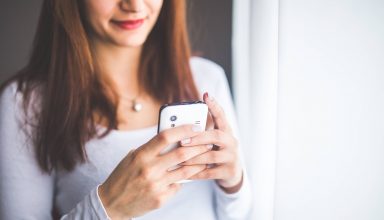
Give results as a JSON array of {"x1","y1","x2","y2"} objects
[{"x1": 0, "y1": 0, "x2": 199, "y2": 173}]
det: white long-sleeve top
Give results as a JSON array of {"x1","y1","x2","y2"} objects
[{"x1": 0, "y1": 57, "x2": 252, "y2": 220}]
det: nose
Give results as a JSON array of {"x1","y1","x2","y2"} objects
[{"x1": 120, "y1": 0, "x2": 144, "y2": 12}]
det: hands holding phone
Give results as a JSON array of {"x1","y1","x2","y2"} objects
[
  {"x1": 98, "y1": 92, "x2": 243, "y2": 219},
  {"x1": 99, "y1": 124, "x2": 212, "y2": 219}
]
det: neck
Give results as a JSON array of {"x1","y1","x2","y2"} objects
[{"x1": 92, "y1": 40, "x2": 143, "y2": 98}]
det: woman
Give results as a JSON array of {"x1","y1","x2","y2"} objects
[{"x1": 0, "y1": 0, "x2": 252, "y2": 219}]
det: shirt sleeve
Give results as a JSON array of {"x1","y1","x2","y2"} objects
[
  {"x1": 211, "y1": 67, "x2": 253, "y2": 220},
  {"x1": 0, "y1": 82, "x2": 55, "y2": 219},
  {"x1": 0, "y1": 82, "x2": 111, "y2": 220},
  {"x1": 60, "y1": 185, "x2": 111, "y2": 220}
]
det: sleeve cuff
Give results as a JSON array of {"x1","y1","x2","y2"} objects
[
  {"x1": 60, "y1": 185, "x2": 111, "y2": 220},
  {"x1": 93, "y1": 184, "x2": 112, "y2": 220},
  {"x1": 213, "y1": 174, "x2": 250, "y2": 199},
  {"x1": 213, "y1": 173, "x2": 253, "y2": 220}
]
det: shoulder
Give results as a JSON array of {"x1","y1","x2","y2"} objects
[
  {"x1": 0, "y1": 80, "x2": 41, "y2": 122},
  {"x1": 0, "y1": 81, "x2": 20, "y2": 109},
  {"x1": 190, "y1": 56, "x2": 227, "y2": 83},
  {"x1": 0, "y1": 81, "x2": 26, "y2": 139},
  {"x1": 189, "y1": 57, "x2": 229, "y2": 97},
  {"x1": 190, "y1": 57, "x2": 225, "y2": 76}
]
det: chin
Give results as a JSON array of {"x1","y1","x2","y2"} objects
[{"x1": 114, "y1": 37, "x2": 147, "y2": 48}]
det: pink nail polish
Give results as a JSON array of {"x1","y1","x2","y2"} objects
[{"x1": 203, "y1": 92, "x2": 208, "y2": 100}]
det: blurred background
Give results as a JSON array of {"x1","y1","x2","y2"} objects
[{"x1": 1, "y1": 1, "x2": 384, "y2": 220}]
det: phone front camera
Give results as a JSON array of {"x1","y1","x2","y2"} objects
[{"x1": 170, "y1": 115, "x2": 177, "y2": 121}]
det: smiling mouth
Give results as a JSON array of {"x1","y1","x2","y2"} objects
[{"x1": 111, "y1": 19, "x2": 145, "y2": 30}]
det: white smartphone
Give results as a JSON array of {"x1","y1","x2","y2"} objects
[
  {"x1": 157, "y1": 101, "x2": 209, "y2": 155},
  {"x1": 157, "y1": 101, "x2": 208, "y2": 183}
]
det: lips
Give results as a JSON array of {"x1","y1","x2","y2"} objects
[{"x1": 112, "y1": 19, "x2": 145, "y2": 30}]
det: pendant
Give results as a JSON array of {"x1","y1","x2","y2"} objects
[{"x1": 132, "y1": 100, "x2": 143, "y2": 112}]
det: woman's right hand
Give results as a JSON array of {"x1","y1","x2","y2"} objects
[{"x1": 98, "y1": 124, "x2": 210, "y2": 219}]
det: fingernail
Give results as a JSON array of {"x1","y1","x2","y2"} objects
[
  {"x1": 181, "y1": 138, "x2": 191, "y2": 145},
  {"x1": 207, "y1": 144, "x2": 213, "y2": 150},
  {"x1": 192, "y1": 125, "x2": 202, "y2": 132},
  {"x1": 204, "y1": 92, "x2": 214, "y2": 102},
  {"x1": 203, "y1": 92, "x2": 209, "y2": 100}
]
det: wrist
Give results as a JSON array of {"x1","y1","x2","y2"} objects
[
  {"x1": 217, "y1": 170, "x2": 244, "y2": 194},
  {"x1": 98, "y1": 184, "x2": 127, "y2": 220}
]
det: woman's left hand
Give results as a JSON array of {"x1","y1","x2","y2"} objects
[{"x1": 180, "y1": 93, "x2": 243, "y2": 193}]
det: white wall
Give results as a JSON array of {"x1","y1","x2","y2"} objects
[
  {"x1": 233, "y1": 0, "x2": 384, "y2": 219},
  {"x1": 275, "y1": 0, "x2": 384, "y2": 220}
]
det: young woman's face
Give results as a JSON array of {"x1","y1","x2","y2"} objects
[{"x1": 83, "y1": 0, "x2": 164, "y2": 48}]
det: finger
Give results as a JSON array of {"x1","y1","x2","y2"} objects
[
  {"x1": 180, "y1": 129, "x2": 234, "y2": 149},
  {"x1": 142, "y1": 124, "x2": 202, "y2": 155},
  {"x1": 203, "y1": 92, "x2": 231, "y2": 133},
  {"x1": 165, "y1": 164, "x2": 207, "y2": 184},
  {"x1": 180, "y1": 150, "x2": 232, "y2": 165},
  {"x1": 158, "y1": 144, "x2": 213, "y2": 168},
  {"x1": 188, "y1": 165, "x2": 227, "y2": 180}
]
